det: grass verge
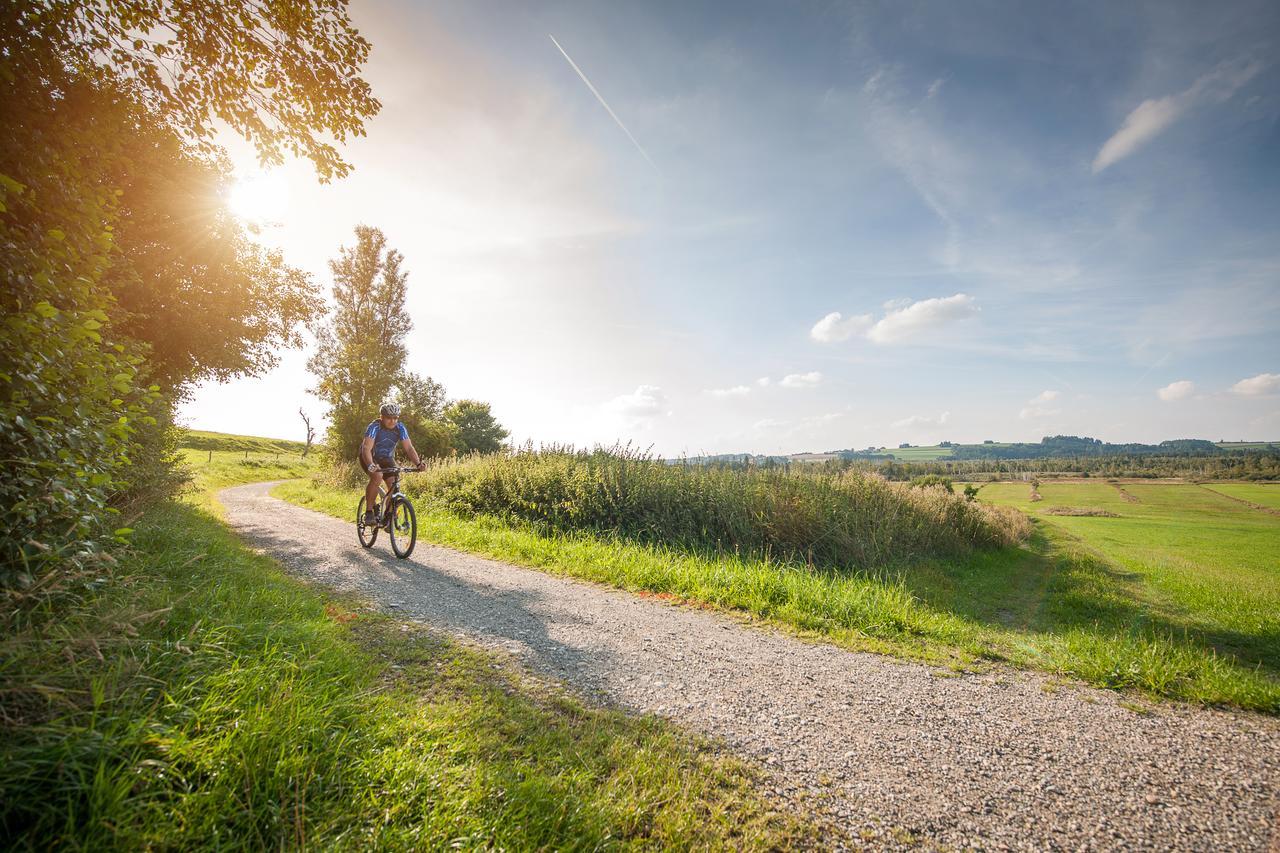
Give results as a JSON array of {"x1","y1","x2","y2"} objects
[
  {"x1": 1, "y1": 469, "x2": 813, "y2": 848},
  {"x1": 275, "y1": 479, "x2": 1280, "y2": 714}
]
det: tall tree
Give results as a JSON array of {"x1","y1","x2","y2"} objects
[
  {"x1": 308, "y1": 226, "x2": 412, "y2": 455},
  {"x1": 445, "y1": 401, "x2": 510, "y2": 455}
]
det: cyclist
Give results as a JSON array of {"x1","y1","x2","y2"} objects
[{"x1": 360, "y1": 403, "x2": 425, "y2": 526}]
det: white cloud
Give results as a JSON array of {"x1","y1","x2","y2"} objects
[
  {"x1": 926, "y1": 78, "x2": 945, "y2": 100},
  {"x1": 780, "y1": 371, "x2": 822, "y2": 389},
  {"x1": 1156, "y1": 380, "x2": 1195, "y2": 402},
  {"x1": 1092, "y1": 59, "x2": 1262, "y2": 173},
  {"x1": 893, "y1": 411, "x2": 950, "y2": 428},
  {"x1": 756, "y1": 376, "x2": 771, "y2": 387},
  {"x1": 1019, "y1": 389, "x2": 1061, "y2": 420},
  {"x1": 866, "y1": 293, "x2": 976, "y2": 344},
  {"x1": 810, "y1": 311, "x2": 873, "y2": 343},
  {"x1": 707, "y1": 385, "x2": 752, "y2": 398},
  {"x1": 1231, "y1": 373, "x2": 1280, "y2": 396},
  {"x1": 606, "y1": 385, "x2": 666, "y2": 418}
]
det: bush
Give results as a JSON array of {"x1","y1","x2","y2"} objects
[
  {"x1": 404, "y1": 446, "x2": 1030, "y2": 570},
  {"x1": 909, "y1": 474, "x2": 954, "y2": 492}
]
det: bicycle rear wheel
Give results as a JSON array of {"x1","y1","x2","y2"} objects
[
  {"x1": 389, "y1": 497, "x2": 417, "y2": 559},
  {"x1": 357, "y1": 495, "x2": 378, "y2": 548}
]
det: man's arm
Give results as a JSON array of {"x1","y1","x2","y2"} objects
[
  {"x1": 360, "y1": 436, "x2": 377, "y2": 471},
  {"x1": 401, "y1": 439, "x2": 424, "y2": 468}
]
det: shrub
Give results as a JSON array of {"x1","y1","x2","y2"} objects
[
  {"x1": 405, "y1": 446, "x2": 1030, "y2": 570},
  {"x1": 909, "y1": 474, "x2": 954, "y2": 492}
]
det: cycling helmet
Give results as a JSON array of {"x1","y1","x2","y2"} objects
[{"x1": 379, "y1": 403, "x2": 401, "y2": 417}]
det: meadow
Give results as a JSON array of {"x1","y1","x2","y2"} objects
[
  {"x1": 278, "y1": 451, "x2": 1280, "y2": 713},
  {"x1": 178, "y1": 427, "x2": 309, "y2": 455},
  {"x1": 1, "y1": 446, "x2": 807, "y2": 848}
]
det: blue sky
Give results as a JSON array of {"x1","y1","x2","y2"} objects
[{"x1": 184, "y1": 0, "x2": 1280, "y2": 453}]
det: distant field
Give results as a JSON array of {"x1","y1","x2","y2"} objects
[
  {"x1": 1202, "y1": 483, "x2": 1280, "y2": 511},
  {"x1": 978, "y1": 481, "x2": 1279, "y2": 687},
  {"x1": 179, "y1": 428, "x2": 308, "y2": 455},
  {"x1": 880, "y1": 445, "x2": 956, "y2": 461}
]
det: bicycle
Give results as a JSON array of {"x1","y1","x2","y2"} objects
[{"x1": 356, "y1": 466, "x2": 419, "y2": 559}]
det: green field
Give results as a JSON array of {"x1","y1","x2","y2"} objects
[
  {"x1": 978, "y1": 481, "x2": 1279, "y2": 685},
  {"x1": 3, "y1": 452, "x2": 808, "y2": 848},
  {"x1": 179, "y1": 447, "x2": 317, "y2": 494},
  {"x1": 278, "y1": 470, "x2": 1280, "y2": 712},
  {"x1": 178, "y1": 427, "x2": 309, "y2": 455},
  {"x1": 878, "y1": 445, "x2": 957, "y2": 460},
  {"x1": 1202, "y1": 482, "x2": 1280, "y2": 511}
]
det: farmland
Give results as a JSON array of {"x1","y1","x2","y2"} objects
[{"x1": 278, "y1": 451, "x2": 1280, "y2": 712}]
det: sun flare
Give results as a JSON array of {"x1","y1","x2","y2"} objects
[{"x1": 227, "y1": 172, "x2": 290, "y2": 223}]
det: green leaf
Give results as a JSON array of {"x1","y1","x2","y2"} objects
[{"x1": 33, "y1": 302, "x2": 58, "y2": 319}]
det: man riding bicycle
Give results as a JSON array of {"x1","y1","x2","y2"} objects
[{"x1": 360, "y1": 403, "x2": 425, "y2": 526}]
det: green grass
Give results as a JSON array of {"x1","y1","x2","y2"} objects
[
  {"x1": 1, "y1": 459, "x2": 811, "y2": 848},
  {"x1": 879, "y1": 445, "x2": 957, "y2": 461},
  {"x1": 179, "y1": 427, "x2": 308, "y2": 455},
  {"x1": 1202, "y1": 482, "x2": 1280, "y2": 511},
  {"x1": 180, "y1": 447, "x2": 318, "y2": 495},
  {"x1": 276, "y1": 477, "x2": 1280, "y2": 713}
]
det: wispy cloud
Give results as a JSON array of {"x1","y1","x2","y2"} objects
[
  {"x1": 810, "y1": 311, "x2": 873, "y2": 343},
  {"x1": 1156, "y1": 380, "x2": 1195, "y2": 402},
  {"x1": 1019, "y1": 389, "x2": 1062, "y2": 420},
  {"x1": 1231, "y1": 373, "x2": 1280, "y2": 396},
  {"x1": 780, "y1": 371, "x2": 822, "y2": 388},
  {"x1": 549, "y1": 33, "x2": 657, "y2": 170},
  {"x1": 707, "y1": 385, "x2": 752, "y2": 398},
  {"x1": 1092, "y1": 59, "x2": 1262, "y2": 173},
  {"x1": 605, "y1": 384, "x2": 667, "y2": 418},
  {"x1": 892, "y1": 411, "x2": 950, "y2": 428}
]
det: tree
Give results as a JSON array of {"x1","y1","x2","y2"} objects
[
  {"x1": 106, "y1": 116, "x2": 321, "y2": 389},
  {"x1": 1, "y1": 0, "x2": 377, "y2": 584},
  {"x1": 394, "y1": 373, "x2": 456, "y2": 458},
  {"x1": 445, "y1": 401, "x2": 510, "y2": 455},
  {"x1": 308, "y1": 226, "x2": 412, "y2": 456},
  {"x1": 300, "y1": 409, "x2": 317, "y2": 458},
  {"x1": 2, "y1": 0, "x2": 379, "y2": 181}
]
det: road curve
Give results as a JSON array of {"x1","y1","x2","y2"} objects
[{"x1": 222, "y1": 481, "x2": 1280, "y2": 851}]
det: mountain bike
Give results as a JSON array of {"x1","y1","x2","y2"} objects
[{"x1": 356, "y1": 466, "x2": 418, "y2": 559}]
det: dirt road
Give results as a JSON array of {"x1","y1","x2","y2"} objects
[{"x1": 223, "y1": 481, "x2": 1280, "y2": 850}]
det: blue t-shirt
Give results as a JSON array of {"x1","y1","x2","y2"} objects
[{"x1": 365, "y1": 420, "x2": 409, "y2": 459}]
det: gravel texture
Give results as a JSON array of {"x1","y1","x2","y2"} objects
[{"x1": 223, "y1": 481, "x2": 1280, "y2": 850}]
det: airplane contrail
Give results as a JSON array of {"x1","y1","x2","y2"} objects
[{"x1": 548, "y1": 33, "x2": 657, "y2": 170}]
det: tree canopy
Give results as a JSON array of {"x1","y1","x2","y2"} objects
[{"x1": 3, "y1": 0, "x2": 380, "y2": 180}]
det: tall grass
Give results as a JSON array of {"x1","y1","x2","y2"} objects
[{"x1": 404, "y1": 445, "x2": 1030, "y2": 569}]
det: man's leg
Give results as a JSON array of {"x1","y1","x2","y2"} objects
[{"x1": 365, "y1": 471, "x2": 382, "y2": 521}]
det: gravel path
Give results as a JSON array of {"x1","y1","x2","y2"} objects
[{"x1": 223, "y1": 482, "x2": 1280, "y2": 850}]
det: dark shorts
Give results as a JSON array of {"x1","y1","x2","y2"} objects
[{"x1": 362, "y1": 454, "x2": 397, "y2": 478}]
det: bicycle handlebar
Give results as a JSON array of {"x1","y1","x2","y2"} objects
[{"x1": 377, "y1": 466, "x2": 423, "y2": 474}]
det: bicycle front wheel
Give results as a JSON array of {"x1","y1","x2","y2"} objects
[
  {"x1": 389, "y1": 497, "x2": 417, "y2": 559},
  {"x1": 357, "y1": 495, "x2": 378, "y2": 548}
]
